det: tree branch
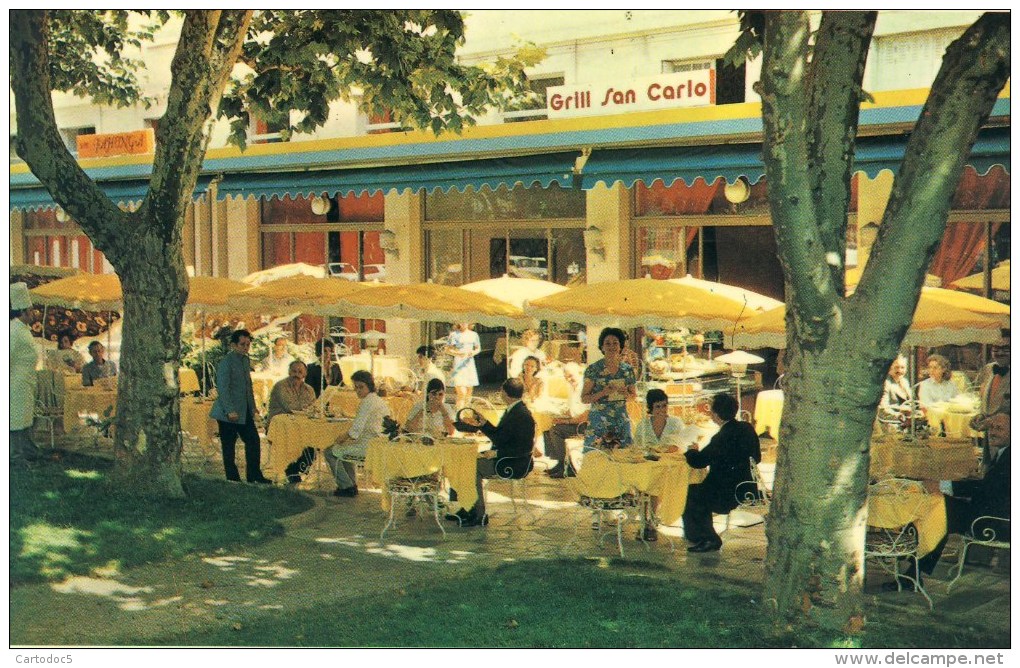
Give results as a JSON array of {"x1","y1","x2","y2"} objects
[
  {"x1": 147, "y1": 10, "x2": 252, "y2": 238},
  {"x1": 807, "y1": 11, "x2": 876, "y2": 292},
  {"x1": 848, "y1": 12, "x2": 1010, "y2": 346},
  {"x1": 10, "y1": 10, "x2": 130, "y2": 266},
  {"x1": 760, "y1": 11, "x2": 840, "y2": 348}
]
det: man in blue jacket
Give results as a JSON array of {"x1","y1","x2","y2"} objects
[{"x1": 210, "y1": 329, "x2": 271, "y2": 484}]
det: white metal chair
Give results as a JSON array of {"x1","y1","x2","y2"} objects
[
  {"x1": 735, "y1": 457, "x2": 772, "y2": 514},
  {"x1": 380, "y1": 433, "x2": 446, "y2": 540},
  {"x1": 34, "y1": 370, "x2": 64, "y2": 449},
  {"x1": 865, "y1": 477, "x2": 933, "y2": 609},
  {"x1": 179, "y1": 431, "x2": 218, "y2": 473},
  {"x1": 570, "y1": 492, "x2": 641, "y2": 557},
  {"x1": 946, "y1": 516, "x2": 1010, "y2": 591},
  {"x1": 483, "y1": 455, "x2": 536, "y2": 521}
]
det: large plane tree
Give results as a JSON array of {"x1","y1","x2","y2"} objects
[
  {"x1": 11, "y1": 10, "x2": 538, "y2": 497},
  {"x1": 734, "y1": 11, "x2": 1009, "y2": 638}
]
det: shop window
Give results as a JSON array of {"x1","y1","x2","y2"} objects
[
  {"x1": 366, "y1": 108, "x2": 403, "y2": 134},
  {"x1": 661, "y1": 58, "x2": 744, "y2": 105},
  {"x1": 426, "y1": 228, "x2": 465, "y2": 286},
  {"x1": 503, "y1": 74, "x2": 565, "y2": 123},
  {"x1": 872, "y1": 29, "x2": 960, "y2": 92},
  {"x1": 250, "y1": 116, "x2": 287, "y2": 144},
  {"x1": 425, "y1": 183, "x2": 584, "y2": 221}
]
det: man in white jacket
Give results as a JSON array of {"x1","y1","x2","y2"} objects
[{"x1": 10, "y1": 282, "x2": 39, "y2": 463}]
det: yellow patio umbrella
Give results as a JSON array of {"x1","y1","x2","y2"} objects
[
  {"x1": 30, "y1": 273, "x2": 123, "y2": 311},
  {"x1": 846, "y1": 266, "x2": 942, "y2": 288},
  {"x1": 226, "y1": 275, "x2": 376, "y2": 315},
  {"x1": 184, "y1": 276, "x2": 250, "y2": 314},
  {"x1": 734, "y1": 297, "x2": 1001, "y2": 349},
  {"x1": 920, "y1": 286, "x2": 1010, "y2": 328},
  {"x1": 460, "y1": 275, "x2": 568, "y2": 310},
  {"x1": 524, "y1": 277, "x2": 748, "y2": 331},
  {"x1": 668, "y1": 274, "x2": 783, "y2": 313},
  {"x1": 951, "y1": 260, "x2": 1010, "y2": 293},
  {"x1": 339, "y1": 282, "x2": 531, "y2": 328},
  {"x1": 240, "y1": 261, "x2": 327, "y2": 286}
]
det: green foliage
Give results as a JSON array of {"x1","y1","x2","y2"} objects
[
  {"x1": 723, "y1": 10, "x2": 766, "y2": 68},
  {"x1": 43, "y1": 10, "x2": 172, "y2": 108},
  {"x1": 9, "y1": 451, "x2": 312, "y2": 585},
  {"x1": 219, "y1": 10, "x2": 544, "y2": 148}
]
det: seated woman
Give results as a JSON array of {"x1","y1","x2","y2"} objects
[
  {"x1": 324, "y1": 370, "x2": 390, "y2": 497},
  {"x1": 633, "y1": 388, "x2": 692, "y2": 451},
  {"x1": 518, "y1": 355, "x2": 545, "y2": 404},
  {"x1": 683, "y1": 393, "x2": 761, "y2": 553},
  {"x1": 50, "y1": 329, "x2": 84, "y2": 373},
  {"x1": 267, "y1": 361, "x2": 321, "y2": 484},
  {"x1": 580, "y1": 327, "x2": 637, "y2": 450},
  {"x1": 508, "y1": 329, "x2": 548, "y2": 378},
  {"x1": 630, "y1": 388, "x2": 692, "y2": 542},
  {"x1": 403, "y1": 378, "x2": 455, "y2": 438},
  {"x1": 917, "y1": 354, "x2": 958, "y2": 408}
]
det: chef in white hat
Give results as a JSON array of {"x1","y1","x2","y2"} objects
[{"x1": 10, "y1": 282, "x2": 39, "y2": 463}]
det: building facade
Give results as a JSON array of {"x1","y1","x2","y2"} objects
[{"x1": 9, "y1": 10, "x2": 1010, "y2": 361}]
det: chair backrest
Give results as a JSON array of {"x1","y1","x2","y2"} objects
[{"x1": 494, "y1": 455, "x2": 533, "y2": 480}]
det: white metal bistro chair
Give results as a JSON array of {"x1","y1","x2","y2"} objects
[
  {"x1": 379, "y1": 433, "x2": 446, "y2": 541},
  {"x1": 946, "y1": 516, "x2": 1010, "y2": 591},
  {"x1": 864, "y1": 477, "x2": 934, "y2": 609}
]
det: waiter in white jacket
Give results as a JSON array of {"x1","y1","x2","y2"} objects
[{"x1": 10, "y1": 282, "x2": 39, "y2": 463}]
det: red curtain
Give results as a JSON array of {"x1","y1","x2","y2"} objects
[{"x1": 929, "y1": 222, "x2": 1001, "y2": 288}]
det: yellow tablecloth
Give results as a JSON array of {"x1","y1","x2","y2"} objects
[
  {"x1": 754, "y1": 389, "x2": 783, "y2": 441},
  {"x1": 63, "y1": 388, "x2": 117, "y2": 432},
  {"x1": 365, "y1": 437, "x2": 484, "y2": 513},
  {"x1": 250, "y1": 373, "x2": 279, "y2": 413},
  {"x1": 868, "y1": 487, "x2": 947, "y2": 557},
  {"x1": 179, "y1": 368, "x2": 200, "y2": 394},
  {"x1": 180, "y1": 399, "x2": 217, "y2": 448},
  {"x1": 265, "y1": 414, "x2": 351, "y2": 478},
  {"x1": 320, "y1": 389, "x2": 417, "y2": 426},
  {"x1": 571, "y1": 449, "x2": 707, "y2": 526},
  {"x1": 870, "y1": 435, "x2": 981, "y2": 481},
  {"x1": 924, "y1": 402, "x2": 979, "y2": 438}
]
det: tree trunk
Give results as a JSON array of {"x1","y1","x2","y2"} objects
[
  {"x1": 763, "y1": 340, "x2": 882, "y2": 636},
  {"x1": 109, "y1": 223, "x2": 189, "y2": 497}
]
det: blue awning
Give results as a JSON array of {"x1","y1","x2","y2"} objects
[
  {"x1": 216, "y1": 151, "x2": 580, "y2": 200},
  {"x1": 9, "y1": 176, "x2": 214, "y2": 212},
  {"x1": 581, "y1": 126, "x2": 1010, "y2": 189}
]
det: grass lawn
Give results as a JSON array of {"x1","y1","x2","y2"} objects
[
  {"x1": 152, "y1": 559, "x2": 1009, "y2": 649},
  {"x1": 10, "y1": 451, "x2": 314, "y2": 585}
]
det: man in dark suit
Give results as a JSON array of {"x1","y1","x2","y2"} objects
[
  {"x1": 209, "y1": 329, "x2": 271, "y2": 484},
  {"x1": 683, "y1": 393, "x2": 762, "y2": 552},
  {"x1": 447, "y1": 377, "x2": 535, "y2": 527},
  {"x1": 888, "y1": 413, "x2": 1010, "y2": 590},
  {"x1": 306, "y1": 337, "x2": 343, "y2": 398}
]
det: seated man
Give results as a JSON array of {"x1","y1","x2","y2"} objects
[
  {"x1": 682, "y1": 393, "x2": 762, "y2": 553},
  {"x1": 887, "y1": 413, "x2": 1010, "y2": 591},
  {"x1": 446, "y1": 378, "x2": 535, "y2": 527},
  {"x1": 81, "y1": 341, "x2": 117, "y2": 387},
  {"x1": 306, "y1": 337, "x2": 343, "y2": 398},
  {"x1": 415, "y1": 345, "x2": 445, "y2": 385},
  {"x1": 543, "y1": 362, "x2": 589, "y2": 478},
  {"x1": 266, "y1": 360, "x2": 318, "y2": 484}
]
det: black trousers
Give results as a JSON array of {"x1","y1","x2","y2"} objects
[
  {"x1": 217, "y1": 417, "x2": 263, "y2": 481},
  {"x1": 544, "y1": 422, "x2": 584, "y2": 473},
  {"x1": 449, "y1": 457, "x2": 498, "y2": 520},
  {"x1": 682, "y1": 484, "x2": 721, "y2": 545},
  {"x1": 916, "y1": 496, "x2": 1009, "y2": 574}
]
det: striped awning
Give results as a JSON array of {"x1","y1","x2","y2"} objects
[{"x1": 9, "y1": 175, "x2": 215, "y2": 212}]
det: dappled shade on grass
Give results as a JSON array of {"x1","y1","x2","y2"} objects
[{"x1": 10, "y1": 452, "x2": 313, "y2": 585}]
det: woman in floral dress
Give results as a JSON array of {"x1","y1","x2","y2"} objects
[{"x1": 581, "y1": 327, "x2": 637, "y2": 450}]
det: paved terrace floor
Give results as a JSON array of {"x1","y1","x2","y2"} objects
[{"x1": 10, "y1": 434, "x2": 1011, "y2": 647}]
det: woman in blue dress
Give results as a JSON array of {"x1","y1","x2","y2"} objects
[
  {"x1": 581, "y1": 327, "x2": 637, "y2": 450},
  {"x1": 447, "y1": 322, "x2": 481, "y2": 410}
]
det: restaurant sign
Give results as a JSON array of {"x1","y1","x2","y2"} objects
[
  {"x1": 546, "y1": 70, "x2": 715, "y2": 119},
  {"x1": 77, "y1": 129, "x2": 155, "y2": 159}
]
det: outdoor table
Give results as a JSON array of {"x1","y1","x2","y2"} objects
[
  {"x1": 250, "y1": 372, "x2": 280, "y2": 414},
  {"x1": 870, "y1": 435, "x2": 982, "y2": 482},
  {"x1": 868, "y1": 483, "x2": 947, "y2": 557},
  {"x1": 754, "y1": 389, "x2": 784, "y2": 441},
  {"x1": 924, "y1": 401, "x2": 979, "y2": 438},
  {"x1": 571, "y1": 449, "x2": 707, "y2": 526},
  {"x1": 265, "y1": 413, "x2": 352, "y2": 479},
  {"x1": 63, "y1": 387, "x2": 117, "y2": 433},
  {"x1": 180, "y1": 398, "x2": 218, "y2": 448},
  {"x1": 365, "y1": 436, "x2": 485, "y2": 514}
]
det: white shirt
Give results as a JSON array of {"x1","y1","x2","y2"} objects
[
  {"x1": 10, "y1": 318, "x2": 39, "y2": 431},
  {"x1": 335, "y1": 392, "x2": 389, "y2": 453},
  {"x1": 917, "y1": 378, "x2": 958, "y2": 407},
  {"x1": 405, "y1": 401, "x2": 455, "y2": 437},
  {"x1": 633, "y1": 416, "x2": 699, "y2": 450}
]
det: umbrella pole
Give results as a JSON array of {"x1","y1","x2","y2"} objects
[
  {"x1": 505, "y1": 326, "x2": 510, "y2": 379},
  {"x1": 107, "y1": 310, "x2": 112, "y2": 357},
  {"x1": 200, "y1": 310, "x2": 207, "y2": 396}
]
